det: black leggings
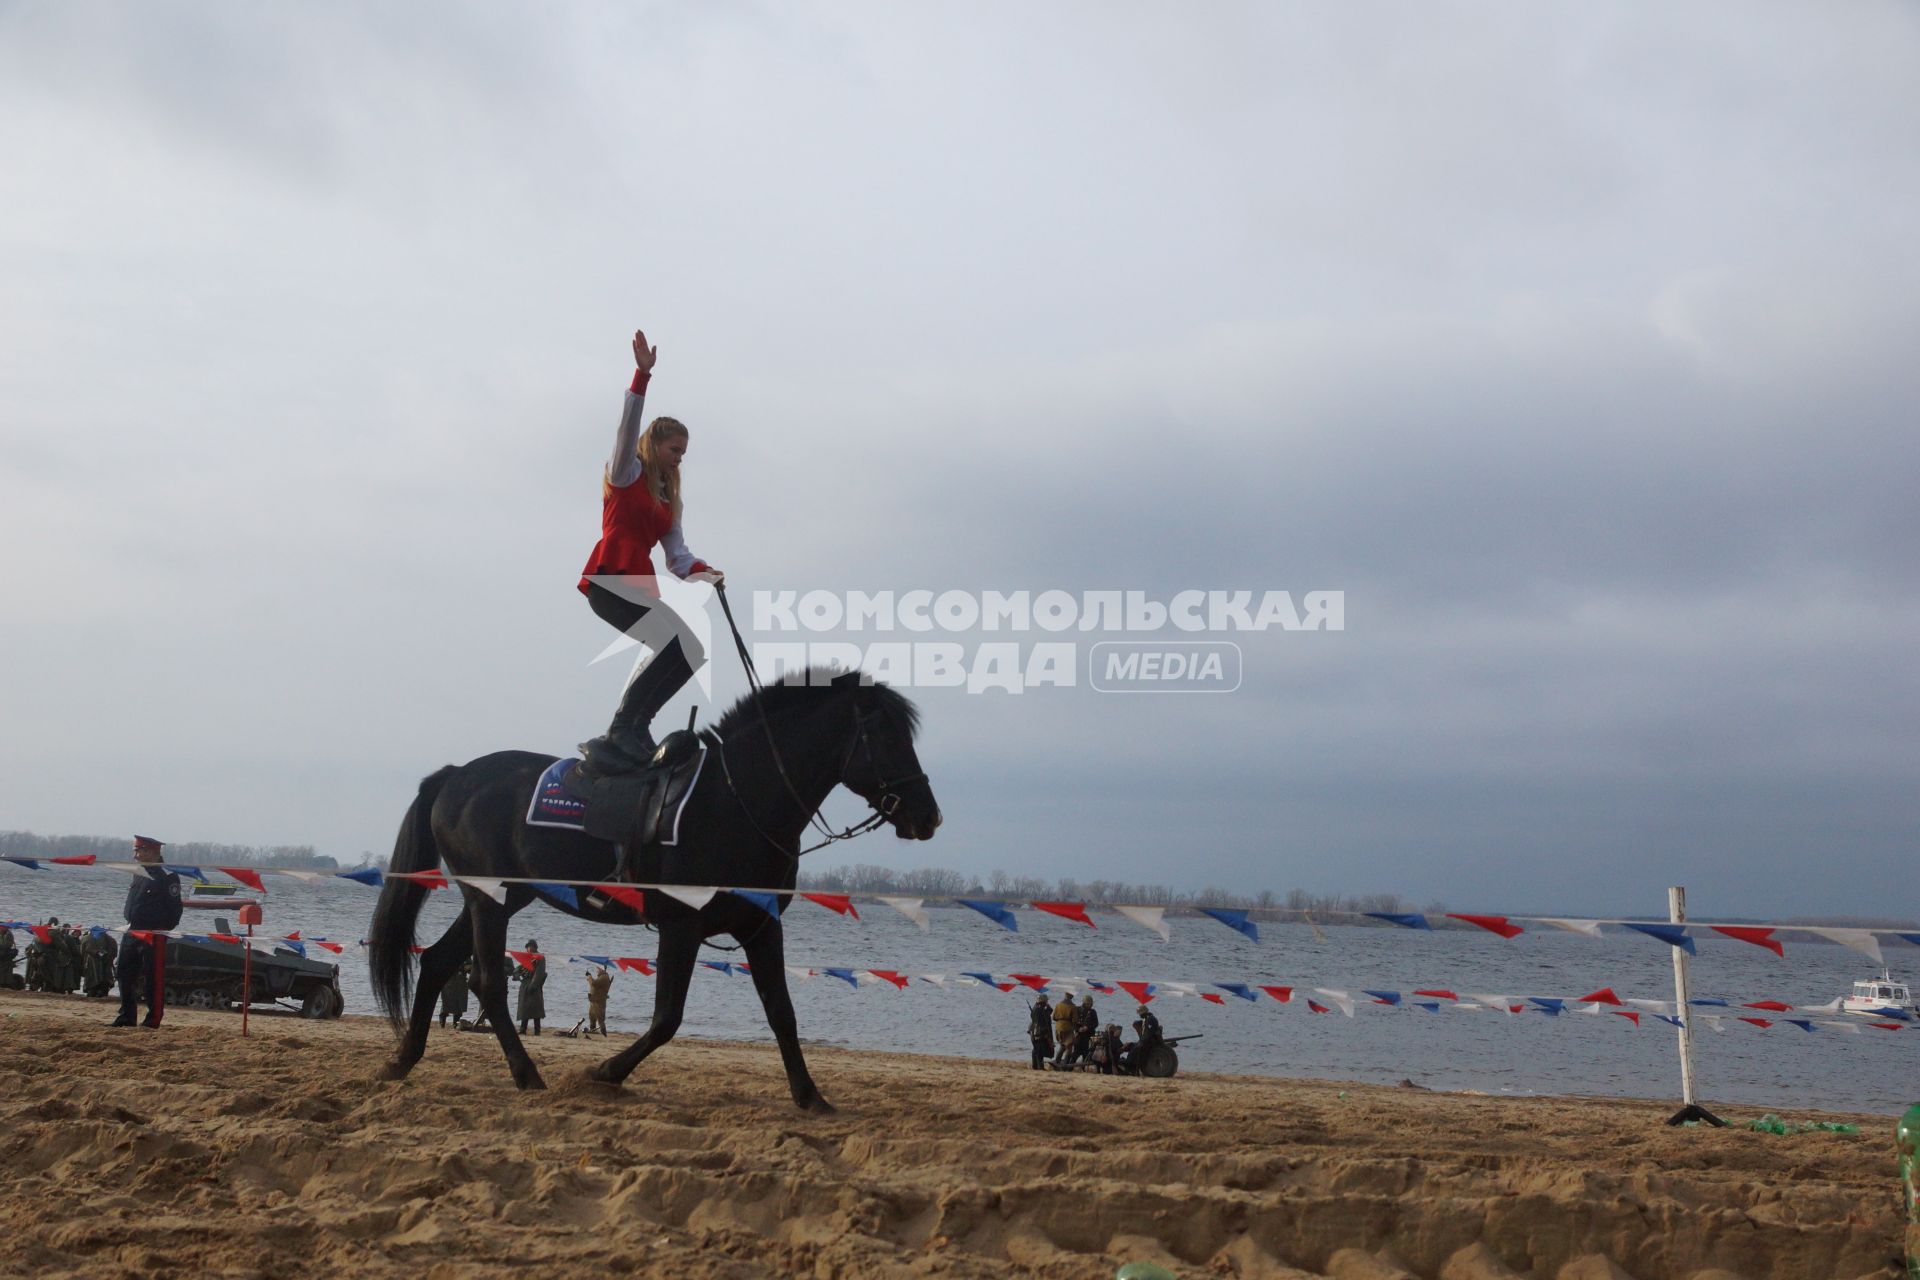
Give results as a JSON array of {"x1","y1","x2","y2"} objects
[{"x1": 585, "y1": 583, "x2": 695, "y2": 704}]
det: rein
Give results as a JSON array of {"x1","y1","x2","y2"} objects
[{"x1": 710, "y1": 585, "x2": 924, "y2": 864}]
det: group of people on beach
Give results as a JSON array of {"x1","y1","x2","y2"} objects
[
  {"x1": 1026, "y1": 991, "x2": 1164, "y2": 1075},
  {"x1": 1, "y1": 920, "x2": 119, "y2": 997},
  {"x1": 436, "y1": 945, "x2": 614, "y2": 1039}
]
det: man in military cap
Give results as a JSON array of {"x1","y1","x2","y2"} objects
[
  {"x1": 113, "y1": 835, "x2": 183, "y2": 1028},
  {"x1": 0, "y1": 924, "x2": 18, "y2": 988},
  {"x1": 60, "y1": 924, "x2": 86, "y2": 993},
  {"x1": 514, "y1": 939, "x2": 546, "y2": 1036}
]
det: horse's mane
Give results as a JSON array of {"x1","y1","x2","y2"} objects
[{"x1": 706, "y1": 667, "x2": 921, "y2": 741}]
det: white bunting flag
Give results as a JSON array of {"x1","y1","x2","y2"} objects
[
  {"x1": 456, "y1": 877, "x2": 509, "y2": 904},
  {"x1": 784, "y1": 965, "x2": 814, "y2": 982},
  {"x1": 1314, "y1": 988, "x2": 1357, "y2": 1017},
  {"x1": 1799, "y1": 927, "x2": 1882, "y2": 964},
  {"x1": 1114, "y1": 905, "x2": 1171, "y2": 943},
  {"x1": 1537, "y1": 918, "x2": 1605, "y2": 938},
  {"x1": 879, "y1": 897, "x2": 930, "y2": 932},
  {"x1": 919, "y1": 973, "x2": 949, "y2": 988},
  {"x1": 660, "y1": 887, "x2": 717, "y2": 912},
  {"x1": 276, "y1": 870, "x2": 332, "y2": 883},
  {"x1": 103, "y1": 861, "x2": 147, "y2": 878}
]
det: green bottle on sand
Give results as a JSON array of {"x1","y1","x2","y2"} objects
[{"x1": 1900, "y1": 1102, "x2": 1920, "y2": 1279}]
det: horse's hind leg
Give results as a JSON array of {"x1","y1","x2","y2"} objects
[
  {"x1": 470, "y1": 891, "x2": 544, "y2": 1090},
  {"x1": 588, "y1": 922, "x2": 700, "y2": 1085},
  {"x1": 740, "y1": 920, "x2": 832, "y2": 1113},
  {"x1": 381, "y1": 905, "x2": 472, "y2": 1081}
]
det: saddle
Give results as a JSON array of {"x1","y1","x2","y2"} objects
[{"x1": 525, "y1": 731, "x2": 708, "y2": 882}]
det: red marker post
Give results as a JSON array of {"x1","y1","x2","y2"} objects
[{"x1": 237, "y1": 903, "x2": 264, "y2": 1038}]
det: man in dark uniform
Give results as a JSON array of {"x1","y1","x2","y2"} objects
[
  {"x1": 113, "y1": 835, "x2": 183, "y2": 1028},
  {"x1": 1026, "y1": 993, "x2": 1054, "y2": 1069},
  {"x1": 1070, "y1": 995, "x2": 1099, "y2": 1066},
  {"x1": 0, "y1": 924, "x2": 17, "y2": 988},
  {"x1": 1122, "y1": 1003, "x2": 1163, "y2": 1074},
  {"x1": 514, "y1": 939, "x2": 546, "y2": 1035},
  {"x1": 440, "y1": 959, "x2": 471, "y2": 1028}
]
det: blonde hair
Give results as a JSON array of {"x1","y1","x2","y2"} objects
[{"x1": 627, "y1": 415, "x2": 688, "y2": 519}]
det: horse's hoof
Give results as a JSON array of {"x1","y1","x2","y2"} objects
[
  {"x1": 585, "y1": 1063, "x2": 622, "y2": 1087},
  {"x1": 516, "y1": 1074, "x2": 547, "y2": 1091},
  {"x1": 379, "y1": 1060, "x2": 413, "y2": 1082},
  {"x1": 798, "y1": 1093, "x2": 836, "y2": 1115}
]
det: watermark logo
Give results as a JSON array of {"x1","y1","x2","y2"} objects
[{"x1": 1089, "y1": 641, "x2": 1242, "y2": 693}]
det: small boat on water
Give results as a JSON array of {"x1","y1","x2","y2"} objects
[
  {"x1": 1840, "y1": 970, "x2": 1918, "y2": 1019},
  {"x1": 181, "y1": 881, "x2": 266, "y2": 911}
]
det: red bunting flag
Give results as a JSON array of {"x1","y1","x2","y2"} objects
[
  {"x1": 1032, "y1": 901, "x2": 1094, "y2": 928},
  {"x1": 595, "y1": 884, "x2": 648, "y2": 913},
  {"x1": 506, "y1": 949, "x2": 539, "y2": 969},
  {"x1": 283, "y1": 931, "x2": 301, "y2": 941},
  {"x1": 1611, "y1": 1011, "x2": 1641, "y2": 1026},
  {"x1": 801, "y1": 892, "x2": 859, "y2": 919},
  {"x1": 392, "y1": 869, "x2": 448, "y2": 890},
  {"x1": 311, "y1": 941, "x2": 343, "y2": 954},
  {"x1": 867, "y1": 969, "x2": 910, "y2": 989},
  {"x1": 209, "y1": 933, "x2": 241, "y2": 944},
  {"x1": 1738, "y1": 1017, "x2": 1773, "y2": 1029},
  {"x1": 1259, "y1": 986, "x2": 1294, "y2": 1003},
  {"x1": 615, "y1": 956, "x2": 655, "y2": 975},
  {"x1": 29, "y1": 925, "x2": 54, "y2": 943},
  {"x1": 1577, "y1": 988, "x2": 1622, "y2": 1005},
  {"x1": 1447, "y1": 913, "x2": 1524, "y2": 939},
  {"x1": 1867, "y1": 1022, "x2": 1904, "y2": 1031},
  {"x1": 995, "y1": 983, "x2": 1018, "y2": 993},
  {"x1": 217, "y1": 867, "x2": 266, "y2": 892},
  {"x1": 409, "y1": 944, "x2": 425, "y2": 955},
  {"x1": 1742, "y1": 1000, "x2": 1793, "y2": 1012},
  {"x1": 1413, "y1": 989, "x2": 1459, "y2": 1001},
  {"x1": 1306, "y1": 999, "x2": 1330, "y2": 1013},
  {"x1": 1008, "y1": 973, "x2": 1051, "y2": 991},
  {"x1": 1116, "y1": 981, "x2": 1155, "y2": 1005},
  {"x1": 1508, "y1": 1005, "x2": 1525, "y2": 1015},
  {"x1": 1711, "y1": 926, "x2": 1783, "y2": 956},
  {"x1": 126, "y1": 930, "x2": 154, "y2": 944},
  {"x1": 1201, "y1": 993, "x2": 1225, "y2": 1004},
  {"x1": 50, "y1": 855, "x2": 97, "y2": 865}
]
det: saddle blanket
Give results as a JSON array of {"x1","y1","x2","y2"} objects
[{"x1": 524, "y1": 751, "x2": 705, "y2": 847}]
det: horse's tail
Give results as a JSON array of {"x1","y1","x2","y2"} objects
[{"x1": 369, "y1": 765, "x2": 457, "y2": 1032}]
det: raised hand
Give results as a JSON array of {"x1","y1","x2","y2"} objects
[{"x1": 632, "y1": 329, "x2": 658, "y2": 375}]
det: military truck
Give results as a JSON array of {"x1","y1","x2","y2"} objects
[{"x1": 161, "y1": 918, "x2": 345, "y2": 1018}]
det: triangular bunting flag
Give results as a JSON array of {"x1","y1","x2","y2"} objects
[
  {"x1": 1111, "y1": 904, "x2": 1170, "y2": 942},
  {"x1": 1622, "y1": 922, "x2": 1696, "y2": 954},
  {"x1": 594, "y1": 884, "x2": 648, "y2": 913},
  {"x1": 1200, "y1": 908, "x2": 1258, "y2": 943},
  {"x1": 866, "y1": 969, "x2": 910, "y2": 989},
  {"x1": 391, "y1": 869, "x2": 448, "y2": 891},
  {"x1": 532, "y1": 882, "x2": 580, "y2": 909},
  {"x1": 615, "y1": 956, "x2": 654, "y2": 975},
  {"x1": 337, "y1": 867, "x2": 384, "y2": 887},
  {"x1": 51, "y1": 855, "x2": 97, "y2": 866},
  {"x1": 732, "y1": 889, "x2": 782, "y2": 917},
  {"x1": 659, "y1": 886, "x2": 717, "y2": 912},
  {"x1": 801, "y1": 892, "x2": 859, "y2": 919},
  {"x1": 823, "y1": 967, "x2": 860, "y2": 988},
  {"x1": 1576, "y1": 987, "x2": 1621, "y2": 1005},
  {"x1": 1413, "y1": 988, "x2": 1460, "y2": 1001},
  {"x1": 1710, "y1": 925, "x2": 1783, "y2": 956},
  {"x1": 957, "y1": 899, "x2": 1018, "y2": 932},
  {"x1": 1537, "y1": 918, "x2": 1604, "y2": 938},
  {"x1": 1032, "y1": 901, "x2": 1094, "y2": 928},
  {"x1": 458, "y1": 876, "x2": 509, "y2": 904},
  {"x1": 879, "y1": 897, "x2": 930, "y2": 932},
  {"x1": 216, "y1": 867, "x2": 266, "y2": 893},
  {"x1": 1446, "y1": 913, "x2": 1523, "y2": 939},
  {"x1": 1116, "y1": 981, "x2": 1155, "y2": 1005},
  {"x1": 1216, "y1": 983, "x2": 1258, "y2": 1002},
  {"x1": 1799, "y1": 927, "x2": 1882, "y2": 963},
  {"x1": 1258, "y1": 985, "x2": 1293, "y2": 1003},
  {"x1": 1366, "y1": 912, "x2": 1430, "y2": 930}
]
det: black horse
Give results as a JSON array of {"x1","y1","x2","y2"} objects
[{"x1": 368, "y1": 669, "x2": 939, "y2": 1108}]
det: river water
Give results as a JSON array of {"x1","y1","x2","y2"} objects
[{"x1": 6, "y1": 869, "x2": 1915, "y2": 1115}]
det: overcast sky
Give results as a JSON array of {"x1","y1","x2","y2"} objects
[{"x1": 2, "y1": 2, "x2": 1915, "y2": 917}]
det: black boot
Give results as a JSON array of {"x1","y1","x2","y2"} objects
[{"x1": 571, "y1": 639, "x2": 694, "y2": 789}]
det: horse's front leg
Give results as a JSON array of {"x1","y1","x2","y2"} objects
[
  {"x1": 470, "y1": 893, "x2": 544, "y2": 1090},
  {"x1": 589, "y1": 923, "x2": 700, "y2": 1086},
  {"x1": 381, "y1": 905, "x2": 472, "y2": 1080},
  {"x1": 740, "y1": 921, "x2": 832, "y2": 1113}
]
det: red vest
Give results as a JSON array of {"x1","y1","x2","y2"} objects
[{"x1": 578, "y1": 478, "x2": 672, "y2": 595}]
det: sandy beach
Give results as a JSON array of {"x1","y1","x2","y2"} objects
[{"x1": 0, "y1": 991, "x2": 1903, "y2": 1279}]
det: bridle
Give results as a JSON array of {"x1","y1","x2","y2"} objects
[{"x1": 711, "y1": 586, "x2": 927, "y2": 864}]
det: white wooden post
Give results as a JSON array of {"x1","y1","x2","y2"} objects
[{"x1": 1669, "y1": 885, "x2": 1696, "y2": 1106}]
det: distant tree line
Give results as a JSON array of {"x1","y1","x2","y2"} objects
[
  {"x1": 0, "y1": 830, "x2": 343, "y2": 871},
  {"x1": 794, "y1": 862, "x2": 1437, "y2": 917}
]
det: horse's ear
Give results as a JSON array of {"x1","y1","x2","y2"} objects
[{"x1": 831, "y1": 669, "x2": 869, "y2": 691}]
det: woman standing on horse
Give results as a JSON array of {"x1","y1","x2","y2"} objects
[{"x1": 571, "y1": 328, "x2": 723, "y2": 791}]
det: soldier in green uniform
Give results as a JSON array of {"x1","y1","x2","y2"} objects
[
  {"x1": 24, "y1": 927, "x2": 45, "y2": 990},
  {"x1": 439, "y1": 959, "x2": 471, "y2": 1028},
  {"x1": 82, "y1": 929, "x2": 119, "y2": 998},
  {"x1": 514, "y1": 940, "x2": 546, "y2": 1036},
  {"x1": 0, "y1": 925, "x2": 17, "y2": 988}
]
